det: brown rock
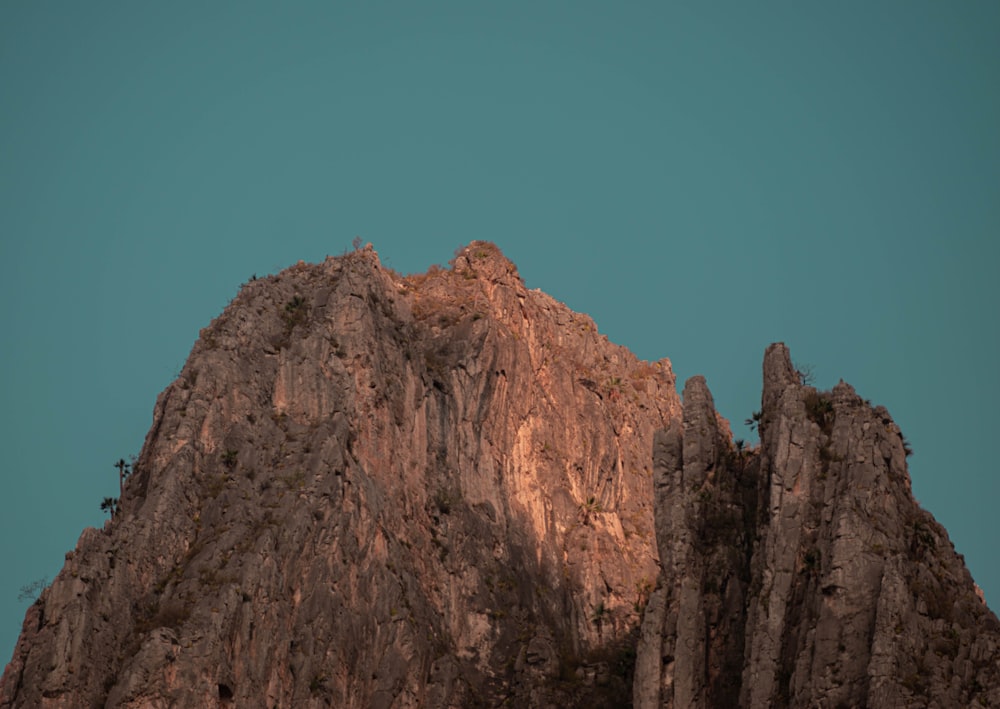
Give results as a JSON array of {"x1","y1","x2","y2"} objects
[
  {"x1": 636, "y1": 342, "x2": 1000, "y2": 708},
  {"x1": 3, "y1": 246, "x2": 997, "y2": 708},
  {"x1": 1, "y1": 242, "x2": 677, "y2": 708}
]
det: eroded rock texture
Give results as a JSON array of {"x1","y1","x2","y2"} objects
[
  {"x1": 635, "y1": 343, "x2": 1000, "y2": 708},
  {"x1": 1, "y1": 243, "x2": 679, "y2": 708},
  {"x1": 3, "y1": 245, "x2": 998, "y2": 708}
]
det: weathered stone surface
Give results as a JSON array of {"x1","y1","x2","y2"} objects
[
  {"x1": 3, "y1": 246, "x2": 998, "y2": 708},
  {"x1": 636, "y1": 342, "x2": 1000, "y2": 708},
  {"x1": 635, "y1": 377, "x2": 758, "y2": 708},
  {"x1": 1, "y1": 243, "x2": 678, "y2": 708}
]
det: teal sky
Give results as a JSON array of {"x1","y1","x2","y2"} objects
[{"x1": 2, "y1": 2, "x2": 998, "y2": 663}]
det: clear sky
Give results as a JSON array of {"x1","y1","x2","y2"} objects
[{"x1": 1, "y1": 1, "x2": 997, "y2": 664}]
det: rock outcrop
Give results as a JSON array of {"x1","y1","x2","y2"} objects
[
  {"x1": 1, "y1": 243, "x2": 679, "y2": 707},
  {"x1": 2, "y1": 245, "x2": 998, "y2": 708},
  {"x1": 635, "y1": 343, "x2": 1000, "y2": 708}
]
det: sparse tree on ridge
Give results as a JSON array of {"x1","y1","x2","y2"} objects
[
  {"x1": 103, "y1": 456, "x2": 135, "y2": 518},
  {"x1": 794, "y1": 361, "x2": 816, "y2": 387},
  {"x1": 17, "y1": 577, "x2": 48, "y2": 603}
]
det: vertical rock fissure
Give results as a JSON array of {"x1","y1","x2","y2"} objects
[
  {"x1": 637, "y1": 342, "x2": 1000, "y2": 708},
  {"x1": 635, "y1": 375, "x2": 762, "y2": 708}
]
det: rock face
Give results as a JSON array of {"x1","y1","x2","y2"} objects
[
  {"x1": 2, "y1": 246, "x2": 998, "y2": 708},
  {"x1": 635, "y1": 343, "x2": 1000, "y2": 708},
  {"x1": 0, "y1": 243, "x2": 679, "y2": 708}
]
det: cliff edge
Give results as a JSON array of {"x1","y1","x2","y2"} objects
[
  {"x1": 3, "y1": 246, "x2": 997, "y2": 708},
  {"x1": 1, "y1": 243, "x2": 679, "y2": 707},
  {"x1": 635, "y1": 343, "x2": 1000, "y2": 708}
]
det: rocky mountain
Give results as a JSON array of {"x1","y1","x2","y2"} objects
[
  {"x1": 634, "y1": 344, "x2": 1000, "y2": 708},
  {"x1": 2, "y1": 243, "x2": 997, "y2": 708}
]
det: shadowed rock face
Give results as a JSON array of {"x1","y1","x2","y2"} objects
[
  {"x1": 635, "y1": 343, "x2": 1000, "y2": 709},
  {"x1": 2, "y1": 246, "x2": 998, "y2": 708},
  {"x1": 0, "y1": 243, "x2": 680, "y2": 708}
]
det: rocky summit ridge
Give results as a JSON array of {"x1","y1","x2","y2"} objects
[
  {"x1": 635, "y1": 345, "x2": 1000, "y2": 708},
  {"x1": 2, "y1": 242, "x2": 998, "y2": 708}
]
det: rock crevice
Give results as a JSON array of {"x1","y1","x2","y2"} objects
[
  {"x1": 636, "y1": 342, "x2": 1000, "y2": 708},
  {"x1": 2, "y1": 248, "x2": 997, "y2": 708},
  {"x1": 1, "y1": 243, "x2": 680, "y2": 708}
]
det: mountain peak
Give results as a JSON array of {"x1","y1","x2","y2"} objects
[
  {"x1": 2, "y1": 245, "x2": 997, "y2": 708},
  {"x1": 448, "y1": 240, "x2": 522, "y2": 284}
]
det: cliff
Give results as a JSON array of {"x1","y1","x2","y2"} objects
[
  {"x1": 2, "y1": 244, "x2": 997, "y2": 708},
  {"x1": 1, "y1": 243, "x2": 680, "y2": 707},
  {"x1": 635, "y1": 344, "x2": 1000, "y2": 708}
]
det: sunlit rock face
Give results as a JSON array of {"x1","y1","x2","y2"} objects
[
  {"x1": 635, "y1": 343, "x2": 1000, "y2": 709},
  {"x1": 3, "y1": 245, "x2": 998, "y2": 708},
  {"x1": 1, "y1": 243, "x2": 680, "y2": 708}
]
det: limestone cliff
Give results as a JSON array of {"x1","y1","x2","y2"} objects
[
  {"x1": 1, "y1": 243, "x2": 679, "y2": 707},
  {"x1": 635, "y1": 343, "x2": 1000, "y2": 708},
  {"x1": 2, "y1": 246, "x2": 997, "y2": 708}
]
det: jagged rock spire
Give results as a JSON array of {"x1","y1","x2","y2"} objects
[{"x1": 637, "y1": 344, "x2": 1000, "y2": 708}]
